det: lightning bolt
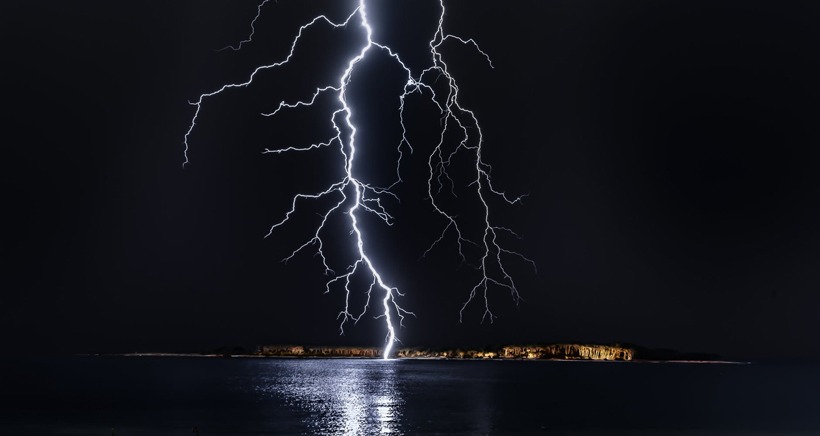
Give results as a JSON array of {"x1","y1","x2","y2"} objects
[
  {"x1": 183, "y1": 0, "x2": 535, "y2": 359},
  {"x1": 216, "y1": 0, "x2": 271, "y2": 52}
]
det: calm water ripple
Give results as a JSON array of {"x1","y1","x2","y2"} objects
[
  {"x1": 254, "y1": 360, "x2": 403, "y2": 434},
  {"x1": 0, "y1": 357, "x2": 819, "y2": 435}
]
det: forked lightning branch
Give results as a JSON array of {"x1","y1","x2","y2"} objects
[{"x1": 184, "y1": 0, "x2": 535, "y2": 358}]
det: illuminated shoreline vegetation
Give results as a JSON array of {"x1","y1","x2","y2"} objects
[{"x1": 256, "y1": 344, "x2": 636, "y2": 361}]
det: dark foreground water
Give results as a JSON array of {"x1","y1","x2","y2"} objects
[{"x1": 1, "y1": 357, "x2": 819, "y2": 435}]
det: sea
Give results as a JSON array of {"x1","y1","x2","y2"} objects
[{"x1": 0, "y1": 356, "x2": 818, "y2": 435}]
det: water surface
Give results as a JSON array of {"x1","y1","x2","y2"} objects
[{"x1": 0, "y1": 357, "x2": 818, "y2": 434}]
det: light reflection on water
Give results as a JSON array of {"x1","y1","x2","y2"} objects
[
  {"x1": 254, "y1": 359, "x2": 403, "y2": 435},
  {"x1": 2, "y1": 357, "x2": 820, "y2": 434}
]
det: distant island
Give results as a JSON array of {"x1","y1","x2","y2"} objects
[
  {"x1": 120, "y1": 343, "x2": 729, "y2": 362},
  {"x1": 257, "y1": 344, "x2": 632, "y2": 360},
  {"x1": 246, "y1": 343, "x2": 723, "y2": 362}
]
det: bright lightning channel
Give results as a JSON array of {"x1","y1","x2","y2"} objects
[{"x1": 183, "y1": 0, "x2": 535, "y2": 359}]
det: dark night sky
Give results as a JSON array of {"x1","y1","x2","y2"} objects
[{"x1": 1, "y1": 0, "x2": 819, "y2": 359}]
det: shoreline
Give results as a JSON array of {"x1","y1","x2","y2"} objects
[{"x1": 102, "y1": 353, "x2": 750, "y2": 364}]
